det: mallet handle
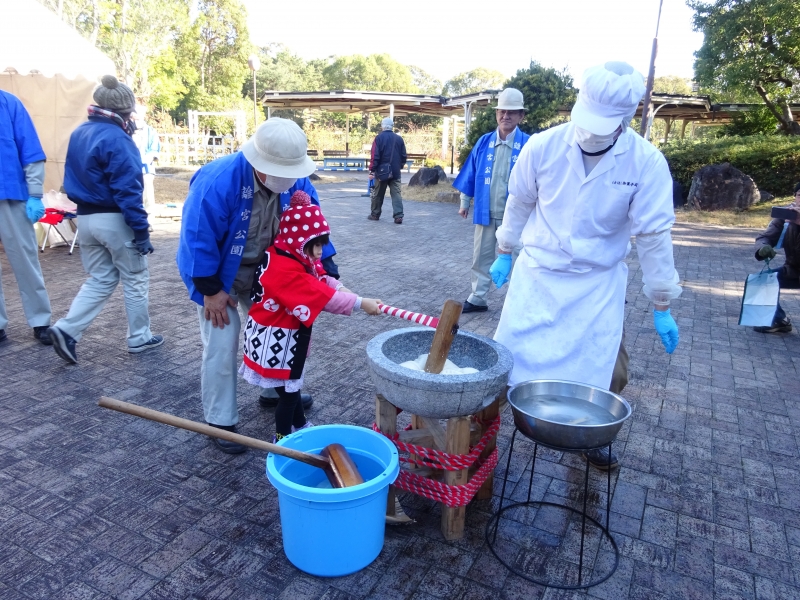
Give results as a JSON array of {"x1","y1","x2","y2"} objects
[
  {"x1": 378, "y1": 303, "x2": 439, "y2": 328},
  {"x1": 98, "y1": 397, "x2": 331, "y2": 470}
]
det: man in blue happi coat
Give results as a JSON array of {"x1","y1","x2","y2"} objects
[
  {"x1": 453, "y1": 88, "x2": 529, "y2": 313},
  {"x1": 177, "y1": 118, "x2": 339, "y2": 454},
  {"x1": 0, "y1": 90, "x2": 52, "y2": 345}
]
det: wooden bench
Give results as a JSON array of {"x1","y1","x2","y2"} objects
[
  {"x1": 405, "y1": 153, "x2": 428, "y2": 172},
  {"x1": 322, "y1": 150, "x2": 347, "y2": 158},
  {"x1": 307, "y1": 149, "x2": 320, "y2": 159}
]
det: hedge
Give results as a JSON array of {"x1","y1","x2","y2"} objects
[{"x1": 662, "y1": 135, "x2": 800, "y2": 196}]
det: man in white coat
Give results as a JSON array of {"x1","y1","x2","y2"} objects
[{"x1": 490, "y1": 61, "x2": 681, "y2": 469}]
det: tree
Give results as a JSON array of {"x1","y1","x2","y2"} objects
[
  {"x1": 653, "y1": 75, "x2": 693, "y2": 95},
  {"x1": 165, "y1": 0, "x2": 251, "y2": 127},
  {"x1": 38, "y1": 0, "x2": 189, "y2": 93},
  {"x1": 248, "y1": 44, "x2": 324, "y2": 94},
  {"x1": 459, "y1": 62, "x2": 576, "y2": 164},
  {"x1": 690, "y1": 0, "x2": 800, "y2": 134},
  {"x1": 321, "y1": 54, "x2": 415, "y2": 92},
  {"x1": 442, "y1": 68, "x2": 505, "y2": 97},
  {"x1": 408, "y1": 66, "x2": 443, "y2": 95}
]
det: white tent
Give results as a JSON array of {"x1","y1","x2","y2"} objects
[{"x1": 0, "y1": 0, "x2": 115, "y2": 193}]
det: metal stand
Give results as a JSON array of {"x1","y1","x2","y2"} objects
[{"x1": 485, "y1": 428, "x2": 619, "y2": 589}]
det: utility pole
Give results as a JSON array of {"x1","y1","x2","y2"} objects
[
  {"x1": 639, "y1": 0, "x2": 664, "y2": 139},
  {"x1": 247, "y1": 55, "x2": 261, "y2": 132}
]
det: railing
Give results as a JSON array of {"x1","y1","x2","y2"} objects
[{"x1": 158, "y1": 133, "x2": 241, "y2": 166}]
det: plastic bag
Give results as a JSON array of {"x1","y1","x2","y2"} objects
[{"x1": 738, "y1": 271, "x2": 779, "y2": 327}]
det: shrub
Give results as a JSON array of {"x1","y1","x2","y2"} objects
[
  {"x1": 458, "y1": 61, "x2": 575, "y2": 165},
  {"x1": 662, "y1": 135, "x2": 800, "y2": 196}
]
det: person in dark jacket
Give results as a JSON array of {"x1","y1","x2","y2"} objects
[
  {"x1": 753, "y1": 182, "x2": 800, "y2": 333},
  {"x1": 0, "y1": 90, "x2": 53, "y2": 346},
  {"x1": 48, "y1": 75, "x2": 163, "y2": 364},
  {"x1": 368, "y1": 117, "x2": 407, "y2": 224}
]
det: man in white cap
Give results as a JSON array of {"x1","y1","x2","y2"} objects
[
  {"x1": 453, "y1": 88, "x2": 529, "y2": 312},
  {"x1": 368, "y1": 117, "x2": 407, "y2": 224},
  {"x1": 177, "y1": 118, "x2": 338, "y2": 453},
  {"x1": 491, "y1": 62, "x2": 681, "y2": 469}
]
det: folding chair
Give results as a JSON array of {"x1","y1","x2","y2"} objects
[{"x1": 39, "y1": 208, "x2": 78, "y2": 254}]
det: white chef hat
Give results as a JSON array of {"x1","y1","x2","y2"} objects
[{"x1": 571, "y1": 61, "x2": 645, "y2": 135}]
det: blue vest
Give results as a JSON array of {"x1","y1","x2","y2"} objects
[
  {"x1": 0, "y1": 91, "x2": 46, "y2": 201},
  {"x1": 453, "y1": 128, "x2": 530, "y2": 226},
  {"x1": 177, "y1": 152, "x2": 335, "y2": 305}
]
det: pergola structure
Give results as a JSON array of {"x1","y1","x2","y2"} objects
[
  {"x1": 260, "y1": 89, "x2": 502, "y2": 157},
  {"x1": 261, "y1": 89, "x2": 797, "y2": 153},
  {"x1": 559, "y1": 93, "x2": 800, "y2": 142}
]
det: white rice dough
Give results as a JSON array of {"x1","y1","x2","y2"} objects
[{"x1": 399, "y1": 353, "x2": 479, "y2": 375}]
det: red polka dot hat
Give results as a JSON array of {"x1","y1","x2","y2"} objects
[{"x1": 274, "y1": 190, "x2": 330, "y2": 270}]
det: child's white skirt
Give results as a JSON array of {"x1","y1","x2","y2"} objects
[{"x1": 238, "y1": 363, "x2": 304, "y2": 393}]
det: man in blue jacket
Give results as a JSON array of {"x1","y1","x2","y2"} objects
[
  {"x1": 368, "y1": 117, "x2": 407, "y2": 224},
  {"x1": 49, "y1": 75, "x2": 162, "y2": 364},
  {"x1": 0, "y1": 90, "x2": 52, "y2": 345},
  {"x1": 453, "y1": 88, "x2": 529, "y2": 312},
  {"x1": 177, "y1": 118, "x2": 338, "y2": 454}
]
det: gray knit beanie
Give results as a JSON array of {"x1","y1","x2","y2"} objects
[{"x1": 93, "y1": 75, "x2": 135, "y2": 113}]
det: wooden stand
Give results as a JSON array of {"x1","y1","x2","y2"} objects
[{"x1": 376, "y1": 393, "x2": 501, "y2": 540}]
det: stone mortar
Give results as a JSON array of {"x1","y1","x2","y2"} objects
[{"x1": 366, "y1": 327, "x2": 513, "y2": 418}]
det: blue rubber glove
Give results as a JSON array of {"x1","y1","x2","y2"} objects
[
  {"x1": 26, "y1": 197, "x2": 45, "y2": 223},
  {"x1": 490, "y1": 254, "x2": 512, "y2": 288},
  {"x1": 653, "y1": 309, "x2": 679, "y2": 354},
  {"x1": 133, "y1": 237, "x2": 154, "y2": 255}
]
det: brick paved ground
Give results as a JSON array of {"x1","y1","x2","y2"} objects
[{"x1": 1, "y1": 174, "x2": 799, "y2": 599}]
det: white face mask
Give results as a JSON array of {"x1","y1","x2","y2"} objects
[
  {"x1": 574, "y1": 125, "x2": 621, "y2": 154},
  {"x1": 258, "y1": 173, "x2": 296, "y2": 193}
]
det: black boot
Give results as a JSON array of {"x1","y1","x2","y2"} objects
[
  {"x1": 259, "y1": 391, "x2": 313, "y2": 410},
  {"x1": 583, "y1": 447, "x2": 619, "y2": 470},
  {"x1": 207, "y1": 423, "x2": 247, "y2": 454},
  {"x1": 34, "y1": 326, "x2": 53, "y2": 346}
]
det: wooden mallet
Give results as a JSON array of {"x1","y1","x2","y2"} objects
[{"x1": 98, "y1": 397, "x2": 364, "y2": 488}]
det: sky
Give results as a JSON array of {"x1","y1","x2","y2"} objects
[{"x1": 243, "y1": 0, "x2": 704, "y2": 85}]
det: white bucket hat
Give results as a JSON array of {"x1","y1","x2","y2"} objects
[
  {"x1": 241, "y1": 118, "x2": 316, "y2": 178},
  {"x1": 496, "y1": 88, "x2": 524, "y2": 111},
  {"x1": 571, "y1": 61, "x2": 645, "y2": 135}
]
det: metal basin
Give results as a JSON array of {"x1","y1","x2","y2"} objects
[{"x1": 508, "y1": 380, "x2": 632, "y2": 450}]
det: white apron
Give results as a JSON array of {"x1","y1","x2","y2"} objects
[{"x1": 494, "y1": 257, "x2": 627, "y2": 389}]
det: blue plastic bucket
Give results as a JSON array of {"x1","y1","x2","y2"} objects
[{"x1": 265, "y1": 424, "x2": 399, "y2": 577}]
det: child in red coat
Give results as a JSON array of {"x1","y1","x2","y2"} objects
[{"x1": 239, "y1": 191, "x2": 381, "y2": 441}]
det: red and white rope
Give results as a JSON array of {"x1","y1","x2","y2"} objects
[
  {"x1": 378, "y1": 303, "x2": 438, "y2": 328},
  {"x1": 373, "y1": 414, "x2": 501, "y2": 507}
]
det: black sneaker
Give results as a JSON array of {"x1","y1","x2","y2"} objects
[
  {"x1": 754, "y1": 319, "x2": 792, "y2": 334},
  {"x1": 129, "y1": 335, "x2": 164, "y2": 353},
  {"x1": 583, "y1": 447, "x2": 619, "y2": 471},
  {"x1": 207, "y1": 423, "x2": 248, "y2": 454},
  {"x1": 258, "y1": 392, "x2": 314, "y2": 411},
  {"x1": 49, "y1": 326, "x2": 77, "y2": 364},
  {"x1": 0, "y1": 329, "x2": 7, "y2": 343},
  {"x1": 33, "y1": 326, "x2": 53, "y2": 346},
  {"x1": 462, "y1": 300, "x2": 488, "y2": 313}
]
